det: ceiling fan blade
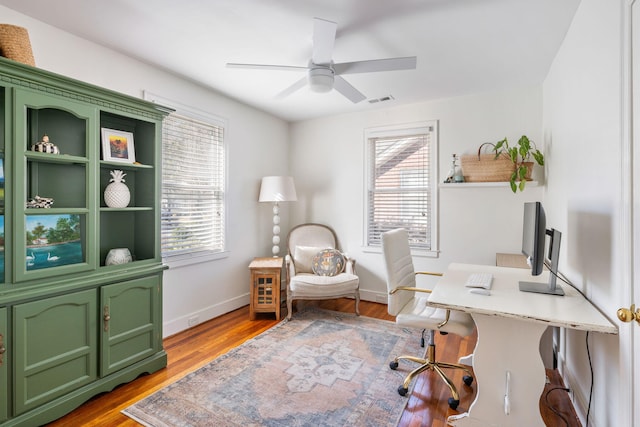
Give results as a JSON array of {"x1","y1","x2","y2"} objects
[
  {"x1": 333, "y1": 76, "x2": 366, "y2": 103},
  {"x1": 275, "y1": 76, "x2": 308, "y2": 99},
  {"x1": 333, "y1": 56, "x2": 417, "y2": 75},
  {"x1": 312, "y1": 17, "x2": 337, "y2": 65},
  {"x1": 226, "y1": 63, "x2": 307, "y2": 72}
]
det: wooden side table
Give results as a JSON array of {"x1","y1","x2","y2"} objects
[{"x1": 249, "y1": 257, "x2": 283, "y2": 320}]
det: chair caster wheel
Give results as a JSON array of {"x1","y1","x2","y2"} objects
[
  {"x1": 463, "y1": 375, "x2": 473, "y2": 386},
  {"x1": 398, "y1": 386, "x2": 408, "y2": 396},
  {"x1": 389, "y1": 361, "x2": 399, "y2": 370},
  {"x1": 448, "y1": 397, "x2": 460, "y2": 410}
]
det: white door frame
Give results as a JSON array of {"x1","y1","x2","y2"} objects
[{"x1": 622, "y1": 1, "x2": 638, "y2": 426}]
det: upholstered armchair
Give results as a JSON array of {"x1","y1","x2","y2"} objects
[{"x1": 285, "y1": 223, "x2": 360, "y2": 320}]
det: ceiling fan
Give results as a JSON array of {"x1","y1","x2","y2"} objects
[{"x1": 226, "y1": 17, "x2": 417, "y2": 103}]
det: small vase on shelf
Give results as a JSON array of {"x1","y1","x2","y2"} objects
[
  {"x1": 105, "y1": 248, "x2": 132, "y2": 265},
  {"x1": 104, "y1": 170, "x2": 130, "y2": 208}
]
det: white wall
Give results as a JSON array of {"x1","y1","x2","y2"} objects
[
  {"x1": 0, "y1": 6, "x2": 291, "y2": 337},
  {"x1": 289, "y1": 86, "x2": 544, "y2": 301},
  {"x1": 543, "y1": 0, "x2": 624, "y2": 425}
]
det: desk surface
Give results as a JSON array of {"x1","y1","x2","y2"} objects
[{"x1": 428, "y1": 263, "x2": 617, "y2": 335}]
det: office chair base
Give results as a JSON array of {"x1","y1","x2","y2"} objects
[{"x1": 389, "y1": 348, "x2": 473, "y2": 410}]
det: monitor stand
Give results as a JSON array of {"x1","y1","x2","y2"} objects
[
  {"x1": 519, "y1": 228, "x2": 565, "y2": 296},
  {"x1": 519, "y1": 281, "x2": 564, "y2": 296}
]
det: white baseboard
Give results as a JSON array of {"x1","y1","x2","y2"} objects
[
  {"x1": 162, "y1": 289, "x2": 388, "y2": 339},
  {"x1": 359, "y1": 289, "x2": 389, "y2": 304},
  {"x1": 163, "y1": 293, "x2": 250, "y2": 338},
  {"x1": 558, "y1": 352, "x2": 594, "y2": 427}
]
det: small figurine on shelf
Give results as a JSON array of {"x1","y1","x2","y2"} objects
[
  {"x1": 444, "y1": 154, "x2": 465, "y2": 183},
  {"x1": 26, "y1": 195, "x2": 54, "y2": 208},
  {"x1": 31, "y1": 134, "x2": 60, "y2": 154},
  {"x1": 104, "y1": 170, "x2": 130, "y2": 208}
]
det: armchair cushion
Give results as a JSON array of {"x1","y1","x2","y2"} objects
[
  {"x1": 289, "y1": 272, "x2": 359, "y2": 297},
  {"x1": 311, "y1": 248, "x2": 345, "y2": 276},
  {"x1": 293, "y1": 245, "x2": 327, "y2": 273}
]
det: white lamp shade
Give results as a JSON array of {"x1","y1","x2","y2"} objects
[{"x1": 259, "y1": 176, "x2": 297, "y2": 202}]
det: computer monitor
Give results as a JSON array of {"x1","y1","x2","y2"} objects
[{"x1": 519, "y1": 202, "x2": 564, "y2": 296}]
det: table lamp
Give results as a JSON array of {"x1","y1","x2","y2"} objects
[{"x1": 259, "y1": 176, "x2": 297, "y2": 256}]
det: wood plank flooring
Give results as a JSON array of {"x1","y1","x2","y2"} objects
[{"x1": 46, "y1": 299, "x2": 580, "y2": 426}]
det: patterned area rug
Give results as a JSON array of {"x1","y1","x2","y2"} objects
[{"x1": 123, "y1": 308, "x2": 422, "y2": 426}]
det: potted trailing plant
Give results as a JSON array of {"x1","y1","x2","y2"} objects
[{"x1": 493, "y1": 135, "x2": 544, "y2": 192}]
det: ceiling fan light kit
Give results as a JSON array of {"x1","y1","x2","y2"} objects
[
  {"x1": 308, "y1": 67, "x2": 334, "y2": 93},
  {"x1": 227, "y1": 17, "x2": 417, "y2": 103}
]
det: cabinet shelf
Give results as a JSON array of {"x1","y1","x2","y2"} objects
[
  {"x1": 100, "y1": 207, "x2": 153, "y2": 212},
  {"x1": 440, "y1": 181, "x2": 539, "y2": 188},
  {"x1": 26, "y1": 151, "x2": 88, "y2": 164},
  {"x1": 100, "y1": 161, "x2": 153, "y2": 170},
  {"x1": 25, "y1": 207, "x2": 89, "y2": 215}
]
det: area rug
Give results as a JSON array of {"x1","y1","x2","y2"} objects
[{"x1": 123, "y1": 308, "x2": 423, "y2": 426}]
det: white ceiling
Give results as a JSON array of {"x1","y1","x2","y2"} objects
[{"x1": 0, "y1": 0, "x2": 580, "y2": 122}]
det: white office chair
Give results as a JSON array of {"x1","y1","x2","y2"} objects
[{"x1": 382, "y1": 228, "x2": 475, "y2": 410}]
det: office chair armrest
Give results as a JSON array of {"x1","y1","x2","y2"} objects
[
  {"x1": 388, "y1": 285, "x2": 450, "y2": 329},
  {"x1": 415, "y1": 271, "x2": 443, "y2": 277},
  {"x1": 389, "y1": 286, "x2": 432, "y2": 295}
]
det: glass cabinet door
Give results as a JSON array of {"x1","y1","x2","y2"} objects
[{"x1": 13, "y1": 89, "x2": 97, "y2": 282}]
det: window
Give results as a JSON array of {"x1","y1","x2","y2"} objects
[
  {"x1": 160, "y1": 110, "x2": 226, "y2": 260},
  {"x1": 364, "y1": 123, "x2": 438, "y2": 254}
]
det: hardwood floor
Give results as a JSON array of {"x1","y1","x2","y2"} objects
[{"x1": 46, "y1": 299, "x2": 580, "y2": 426}]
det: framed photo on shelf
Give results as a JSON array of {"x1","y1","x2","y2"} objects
[{"x1": 101, "y1": 128, "x2": 136, "y2": 163}]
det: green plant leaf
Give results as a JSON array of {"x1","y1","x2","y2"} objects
[
  {"x1": 508, "y1": 147, "x2": 518, "y2": 163},
  {"x1": 518, "y1": 165, "x2": 527, "y2": 180},
  {"x1": 533, "y1": 150, "x2": 544, "y2": 165},
  {"x1": 510, "y1": 180, "x2": 517, "y2": 193},
  {"x1": 494, "y1": 138, "x2": 507, "y2": 151},
  {"x1": 519, "y1": 180, "x2": 526, "y2": 192}
]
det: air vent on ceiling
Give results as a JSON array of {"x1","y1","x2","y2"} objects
[{"x1": 368, "y1": 95, "x2": 395, "y2": 104}]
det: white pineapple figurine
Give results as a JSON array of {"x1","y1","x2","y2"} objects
[{"x1": 104, "y1": 170, "x2": 130, "y2": 208}]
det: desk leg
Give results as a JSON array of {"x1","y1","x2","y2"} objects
[{"x1": 448, "y1": 313, "x2": 547, "y2": 427}]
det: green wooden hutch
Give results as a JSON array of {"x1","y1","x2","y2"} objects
[{"x1": 0, "y1": 57, "x2": 170, "y2": 426}]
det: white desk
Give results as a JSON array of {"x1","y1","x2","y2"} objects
[{"x1": 428, "y1": 263, "x2": 617, "y2": 427}]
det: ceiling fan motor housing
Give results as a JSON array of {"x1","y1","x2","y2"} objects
[{"x1": 308, "y1": 66, "x2": 334, "y2": 92}]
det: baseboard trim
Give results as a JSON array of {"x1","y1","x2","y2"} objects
[{"x1": 163, "y1": 293, "x2": 250, "y2": 338}]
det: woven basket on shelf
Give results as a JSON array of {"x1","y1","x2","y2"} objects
[
  {"x1": 460, "y1": 142, "x2": 515, "y2": 182},
  {"x1": 0, "y1": 24, "x2": 35, "y2": 66}
]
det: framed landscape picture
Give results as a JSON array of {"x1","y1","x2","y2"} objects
[
  {"x1": 101, "y1": 128, "x2": 136, "y2": 163},
  {"x1": 26, "y1": 214, "x2": 84, "y2": 270}
]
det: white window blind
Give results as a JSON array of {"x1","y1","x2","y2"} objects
[
  {"x1": 366, "y1": 125, "x2": 436, "y2": 250},
  {"x1": 161, "y1": 113, "x2": 225, "y2": 257}
]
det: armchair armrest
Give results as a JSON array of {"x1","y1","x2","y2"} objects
[
  {"x1": 284, "y1": 254, "x2": 295, "y2": 286},
  {"x1": 344, "y1": 255, "x2": 356, "y2": 274}
]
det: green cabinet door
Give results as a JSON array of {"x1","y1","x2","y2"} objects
[
  {"x1": 0, "y1": 307, "x2": 7, "y2": 422},
  {"x1": 13, "y1": 289, "x2": 97, "y2": 415},
  {"x1": 101, "y1": 275, "x2": 162, "y2": 376},
  {"x1": 13, "y1": 88, "x2": 98, "y2": 283}
]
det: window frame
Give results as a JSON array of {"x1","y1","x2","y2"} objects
[
  {"x1": 144, "y1": 92, "x2": 229, "y2": 267},
  {"x1": 363, "y1": 121, "x2": 439, "y2": 257}
]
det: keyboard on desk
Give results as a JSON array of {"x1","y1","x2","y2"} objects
[{"x1": 464, "y1": 272, "x2": 493, "y2": 289}]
